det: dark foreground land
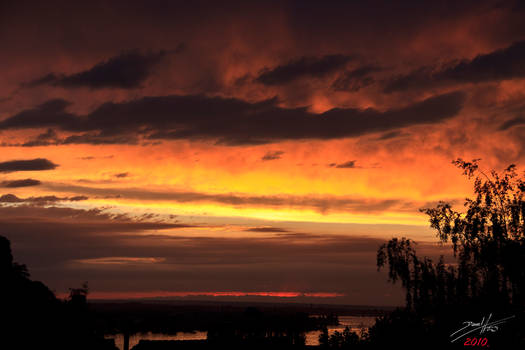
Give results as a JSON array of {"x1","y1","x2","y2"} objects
[
  {"x1": 93, "y1": 299, "x2": 392, "y2": 334},
  {"x1": 94, "y1": 300, "x2": 392, "y2": 350}
]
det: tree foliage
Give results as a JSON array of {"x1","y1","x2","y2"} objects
[
  {"x1": 0, "y1": 235, "x2": 117, "y2": 350},
  {"x1": 372, "y1": 159, "x2": 525, "y2": 348},
  {"x1": 319, "y1": 326, "x2": 360, "y2": 349},
  {"x1": 377, "y1": 159, "x2": 525, "y2": 311}
]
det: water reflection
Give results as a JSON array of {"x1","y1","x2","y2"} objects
[
  {"x1": 107, "y1": 331, "x2": 207, "y2": 350},
  {"x1": 106, "y1": 316, "x2": 376, "y2": 349},
  {"x1": 305, "y1": 316, "x2": 376, "y2": 345}
]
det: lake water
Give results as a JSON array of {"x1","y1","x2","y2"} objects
[
  {"x1": 106, "y1": 315, "x2": 377, "y2": 349},
  {"x1": 107, "y1": 331, "x2": 208, "y2": 350},
  {"x1": 304, "y1": 315, "x2": 377, "y2": 345}
]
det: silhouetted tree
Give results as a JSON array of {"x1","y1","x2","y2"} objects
[
  {"x1": 0, "y1": 235, "x2": 117, "y2": 350},
  {"x1": 207, "y1": 307, "x2": 308, "y2": 349},
  {"x1": 0, "y1": 235, "x2": 60, "y2": 349},
  {"x1": 319, "y1": 326, "x2": 360, "y2": 349},
  {"x1": 319, "y1": 326, "x2": 329, "y2": 348},
  {"x1": 371, "y1": 159, "x2": 525, "y2": 348}
]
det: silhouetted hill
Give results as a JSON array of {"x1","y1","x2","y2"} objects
[{"x1": 0, "y1": 235, "x2": 118, "y2": 350}]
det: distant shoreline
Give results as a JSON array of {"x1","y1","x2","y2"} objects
[{"x1": 90, "y1": 299, "x2": 397, "y2": 316}]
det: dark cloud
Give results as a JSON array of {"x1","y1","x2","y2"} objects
[
  {"x1": 0, "y1": 179, "x2": 41, "y2": 187},
  {"x1": 499, "y1": 116, "x2": 525, "y2": 130},
  {"x1": 439, "y1": 40, "x2": 525, "y2": 82},
  {"x1": 256, "y1": 54, "x2": 353, "y2": 85},
  {"x1": 261, "y1": 150, "x2": 284, "y2": 161},
  {"x1": 0, "y1": 204, "x2": 186, "y2": 226},
  {"x1": 68, "y1": 196, "x2": 89, "y2": 201},
  {"x1": 78, "y1": 155, "x2": 114, "y2": 160},
  {"x1": 384, "y1": 40, "x2": 525, "y2": 92},
  {"x1": 18, "y1": 134, "x2": 138, "y2": 147},
  {"x1": 61, "y1": 133, "x2": 139, "y2": 145},
  {"x1": 105, "y1": 92, "x2": 464, "y2": 145},
  {"x1": 329, "y1": 160, "x2": 357, "y2": 169},
  {"x1": 18, "y1": 140, "x2": 55, "y2": 147},
  {"x1": 0, "y1": 158, "x2": 58, "y2": 172},
  {"x1": 25, "y1": 73, "x2": 58, "y2": 87},
  {"x1": 244, "y1": 227, "x2": 289, "y2": 233},
  {"x1": 383, "y1": 66, "x2": 434, "y2": 93},
  {"x1": 21, "y1": 128, "x2": 60, "y2": 147},
  {"x1": 114, "y1": 172, "x2": 129, "y2": 178},
  {"x1": 0, "y1": 194, "x2": 23, "y2": 203},
  {"x1": 332, "y1": 65, "x2": 381, "y2": 91},
  {"x1": 25, "y1": 50, "x2": 168, "y2": 89},
  {"x1": 0, "y1": 99, "x2": 76, "y2": 130},
  {"x1": 1, "y1": 91, "x2": 466, "y2": 145},
  {"x1": 0, "y1": 193, "x2": 88, "y2": 204}
]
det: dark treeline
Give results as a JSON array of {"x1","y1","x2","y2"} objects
[
  {"x1": 206, "y1": 306, "x2": 310, "y2": 348},
  {"x1": 92, "y1": 301, "x2": 344, "y2": 335}
]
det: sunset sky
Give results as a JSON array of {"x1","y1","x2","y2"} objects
[{"x1": 1, "y1": 0, "x2": 524, "y2": 306}]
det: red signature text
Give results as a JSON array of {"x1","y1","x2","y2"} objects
[{"x1": 464, "y1": 337, "x2": 489, "y2": 347}]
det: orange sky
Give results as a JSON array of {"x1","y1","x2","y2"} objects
[{"x1": 0, "y1": 0, "x2": 524, "y2": 306}]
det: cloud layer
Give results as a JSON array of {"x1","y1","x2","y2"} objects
[
  {"x1": 0, "y1": 179, "x2": 41, "y2": 187},
  {"x1": 0, "y1": 204, "x2": 451, "y2": 305},
  {"x1": 25, "y1": 50, "x2": 167, "y2": 89},
  {"x1": 384, "y1": 40, "x2": 525, "y2": 92},
  {"x1": 0, "y1": 0, "x2": 523, "y2": 305},
  {"x1": 0, "y1": 159, "x2": 58, "y2": 172},
  {"x1": 256, "y1": 55, "x2": 353, "y2": 85},
  {"x1": 1, "y1": 91, "x2": 465, "y2": 145}
]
